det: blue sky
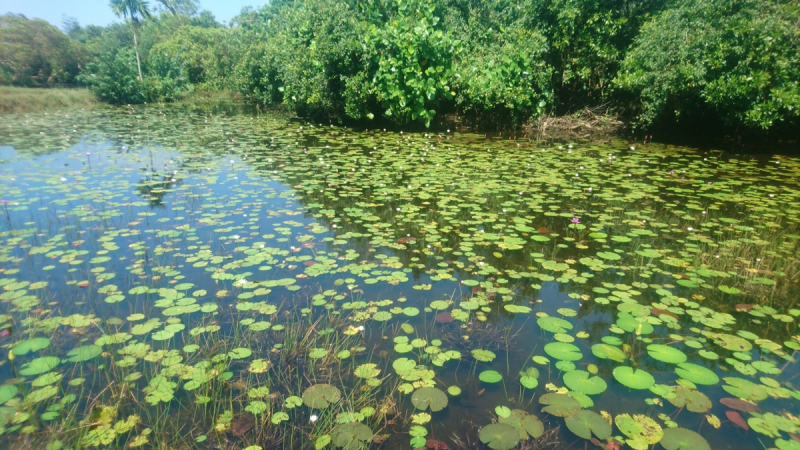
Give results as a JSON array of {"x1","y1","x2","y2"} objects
[{"x1": 2, "y1": 0, "x2": 265, "y2": 28}]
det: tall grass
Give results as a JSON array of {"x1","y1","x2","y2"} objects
[{"x1": 0, "y1": 87, "x2": 97, "y2": 114}]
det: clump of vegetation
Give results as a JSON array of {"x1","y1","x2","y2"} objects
[
  {"x1": 616, "y1": 0, "x2": 800, "y2": 133},
  {"x1": 2, "y1": 0, "x2": 798, "y2": 136}
]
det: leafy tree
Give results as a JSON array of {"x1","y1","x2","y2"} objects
[
  {"x1": 109, "y1": 0, "x2": 152, "y2": 80},
  {"x1": 0, "y1": 14, "x2": 86, "y2": 86},
  {"x1": 616, "y1": 0, "x2": 800, "y2": 132}
]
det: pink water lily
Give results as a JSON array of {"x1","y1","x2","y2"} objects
[{"x1": 571, "y1": 217, "x2": 580, "y2": 224}]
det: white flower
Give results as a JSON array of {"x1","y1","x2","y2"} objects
[
  {"x1": 238, "y1": 279, "x2": 247, "y2": 285},
  {"x1": 358, "y1": 326, "x2": 365, "y2": 331},
  {"x1": 61, "y1": 177, "x2": 67, "y2": 182},
  {"x1": 233, "y1": 235, "x2": 240, "y2": 239},
  {"x1": 310, "y1": 414, "x2": 318, "y2": 423},
  {"x1": 687, "y1": 227, "x2": 693, "y2": 231}
]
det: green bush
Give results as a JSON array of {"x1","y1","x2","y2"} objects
[
  {"x1": 79, "y1": 48, "x2": 191, "y2": 104},
  {"x1": 616, "y1": 0, "x2": 800, "y2": 132},
  {"x1": 78, "y1": 49, "x2": 146, "y2": 104}
]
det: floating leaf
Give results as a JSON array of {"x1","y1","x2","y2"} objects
[
  {"x1": 539, "y1": 393, "x2": 580, "y2": 418},
  {"x1": 674, "y1": 363, "x2": 719, "y2": 386},
  {"x1": 479, "y1": 370, "x2": 503, "y2": 383},
  {"x1": 411, "y1": 387, "x2": 448, "y2": 412},
  {"x1": 659, "y1": 427, "x2": 710, "y2": 450},
  {"x1": 563, "y1": 370, "x2": 607, "y2": 395},
  {"x1": 67, "y1": 345, "x2": 102, "y2": 362},
  {"x1": 613, "y1": 366, "x2": 655, "y2": 390},
  {"x1": 19, "y1": 356, "x2": 60, "y2": 376},
  {"x1": 565, "y1": 410, "x2": 612, "y2": 440},
  {"x1": 11, "y1": 337, "x2": 51, "y2": 356},
  {"x1": 615, "y1": 413, "x2": 663, "y2": 449},
  {"x1": 647, "y1": 345, "x2": 687, "y2": 364},
  {"x1": 479, "y1": 423, "x2": 520, "y2": 450},
  {"x1": 302, "y1": 384, "x2": 341, "y2": 409},
  {"x1": 544, "y1": 342, "x2": 583, "y2": 361}
]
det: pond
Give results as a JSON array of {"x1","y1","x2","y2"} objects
[{"x1": 0, "y1": 104, "x2": 798, "y2": 450}]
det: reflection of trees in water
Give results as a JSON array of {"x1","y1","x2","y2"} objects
[{"x1": 136, "y1": 172, "x2": 179, "y2": 207}]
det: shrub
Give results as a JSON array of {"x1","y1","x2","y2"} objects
[{"x1": 616, "y1": 0, "x2": 800, "y2": 132}]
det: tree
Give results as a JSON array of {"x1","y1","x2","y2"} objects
[
  {"x1": 109, "y1": 0, "x2": 151, "y2": 81},
  {"x1": 0, "y1": 14, "x2": 86, "y2": 86}
]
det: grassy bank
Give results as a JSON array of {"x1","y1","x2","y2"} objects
[{"x1": 0, "y1": 86, "x2": 97, "y2": 114}]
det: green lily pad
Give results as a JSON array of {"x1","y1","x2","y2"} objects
[
  {"x1": 613, "y1": 366, "x2": 655, "y2": 390},
  {"x1": 0, "y1": 385, "x2": 19, "y2": 404},
  {"x1": 411, "y1": 387, "x2": 448, "y2": 412},
  {"x1": 563, "y1": 370, "x2": 607, "y2": 395},
  {"x1": 472, "y1": 349, "x2": 496, "y2": 362},
  {"x1": 565, "y1": 410, "x2": 612, "y2": 440},
  {"x1": 479, "y1": 423, "x2": 520, "y2": 450},
  {"x1": 67, "y1": 345, "x2": 102, "y2": 362},
  {"x1": 11, "y1": 337, "x2": 51, "y2": 356},
  {"x1": 544, "y1": 342, "x2": 583, "y2": 361},
  {"x1": 615, "y1": 413, "x2": 664, "y2": 449},
  {"x1": 674, "y1": 362, "x2": 719, "y2": 386},
  {"x1": 659, "y1": 427, "x2": 710, "y2": 450},
  {"x1": 302, "y1": 384, "x2": 342, "y2": 409},
  {"x1": 647, "y1": 344, "x2": 687, "y2": 364},
  {"x1": 332, "y1": 422, "x2": 373, "y2": 449},
  {"x1": 228, "y1": 348, "x2": 253, "y2": 359},
  {"x1": 591, "y1": 344, "x2": 626, "y2": 362},
  {"x1": 479, "y1": 370, "x2": 503, "y2": 383},
  {"x1": 537, "y1": 317, "x2": 573, "y2": 333},
  {"x1": 19, "y1": 356, "x2": 60, "y2": 376},
  {"x1": 520, "y1": 367, "x2": 539, "y2": 389},
  {"x1": 539, "y1": 393, "x2": 580, "y2": 418},
  {"x1": 498, "y1": 409, "x2": 544, "y2": 439}
]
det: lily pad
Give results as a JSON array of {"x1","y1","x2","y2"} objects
[
  {"x1": 19, "y1": 356, "x2": 60, "y2": 376},
  {"x1": 563, "y1": 370, "x2": 607, "y2": 395},
  {"x1": 544, "y1": 342, "x2": 583, "y2": 361},
  {"x1": 67, "y1": 345, "x2": 102, "y2": 362},
  {"x1": 411, "y1": 387, "x2": 448, "y2": 412},
  {"x1": 332, "y1": 422, "x2": 372, "y2": 449},
  {"x1": 479, "y1": 423, "x2": 520, "y2": 450},
  {"x1": 565, "y1": 410, "x2": 612, "y2": 440},
  {"x1": 479, "y1": 370, "x2": 503, "y2": 383},
  {"x1": 11, "y1": 337, "x2": 51, "y2": 356},
  {"x1": 659, "y1": 427, "x2": 710, "y2": 450},
  {"x1": 613, "y1": 366, "x2": 655, "y2": 390},
  {"x1": 615, "y1": 413, "x2": 664, "y2": 449},
  {"x1": 302, "y1": 384, "x2": 342, "y2": 409},
  {"x1": 674, "y1": 363, "x2": 719, "y2": 386},
  {"x1": 539, "y1": 393, "x2": 580, "y2": 418},
  {"x1": 647, "y1": 344, "x2": 687, "y2": 364}
]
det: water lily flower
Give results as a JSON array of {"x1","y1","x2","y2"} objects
[
  {"x1": 571, "y1": 217, "x2": 580, "y2": 224},
  {"x1": 358, "y1": 326, "x2": 364, "y2": 331},
  {"x1": 61, "y1": 177, "x2": 67, "y2": 182},
  {"x1": 1, "y1": 200, "x2": 7, "y2": 205},
  {"x1": 238, "y1": 279, "x2": 247, "y2": 285},
  {"x1": 310, "y1": 414, "x2": 318, "y2": 423}
]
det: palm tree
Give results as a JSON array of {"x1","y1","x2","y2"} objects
[{"x1": 110, "y1": 0, "x2": 151, "y2": 81}]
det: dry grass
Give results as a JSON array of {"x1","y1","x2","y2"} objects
[
  {"x1": 525, "y1": 106, "x2": 623, "y2": 141},
  {"x1": 0, "y1": 86, "x2": 97, "y2": 114}
]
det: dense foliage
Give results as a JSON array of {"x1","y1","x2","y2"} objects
[
  {"x1": 1, "y1": 0, "x2": 798, "y2": 135},
  {"x1": 0, "y1": 14, "x2": 86, "y2": 86}
]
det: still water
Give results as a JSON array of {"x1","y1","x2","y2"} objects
[{"x1": 0, "y1": 104, "x2": 798, "y2": 450}]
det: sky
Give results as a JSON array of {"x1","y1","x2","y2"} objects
[{"x1": 1, "y1": 0, "x2": 264, "y2": 29}]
